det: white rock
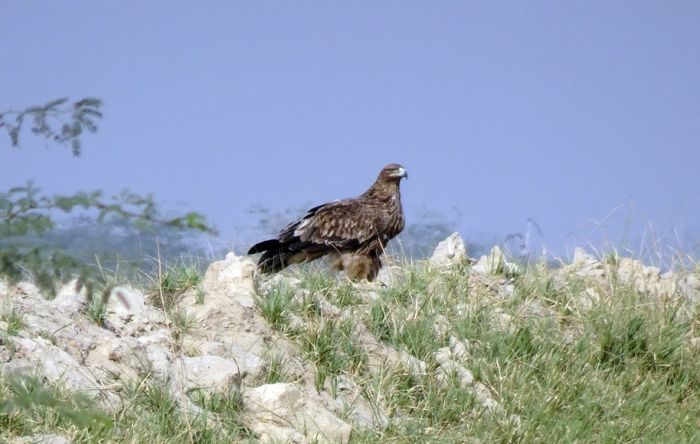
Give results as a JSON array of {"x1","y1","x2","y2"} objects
[
  {"x1": 315, "y1": 376, "x2": 389, "y2": 430},
  {"x1": 50, "y1": 280, "x2": 88, "y2": 312},
  {"x1": 574, "y1": 288, "x2": 600, "y2": 313},
  {"x1": 104, "y1": 291, "x2": 167, "y2": 337},
  {"x1": 572, "y1": 247, "x2": 597, "y2": 267},
  {"x1": 2, "y1": 337, "x2": 101, "y2": 397},
  {"x1": 400, "y1": 352, "x2": 428, "y2": 375},
  {"x1": 567, "y1": 248, "x2": 605, "y2": 279},
  {"x1": 518, "y1": 300, "x2": 557, "y2": 322},
  {"x1": 15, "y1": 281, "x2": 42, "y2": 299},
  {"x1": 228, "y1": 344, "x2": 264, "y2": 377},
  {"x1": 435, "y1": 360, "x2": 474, "y2": 387},
  {"x1": 433, "y1": 347, "x2": 452, "y2": 365},
  {"x1": 106, "y1": 286, "x2": 146, "y2": 315},
  {"x1": 377, "y1": 265, "x2": 404, "y2": 287},
  {"x1": 261, "y1": 274, "x2": 302, "y2": 294},
  {"x1": 181, "y1": 356, "x2": 243, "y2": 391},
  {"x1": 679, "y1": 274, "x2": 700, "y2": 307},
  {"x1": 202, "y1": 253, "x2": 256, "y2": 306},
  {"x1": 448, "y1": 335, "x2": 469, "y2": 360},
  {"x1": 430, "y1": 232, "x2": 467, "y2": 267},
  {"x1": 496, "y1": 282, "x2": 516, "y2": 300},
  {"x1": 84, "y1": 339, "x2": 149, "y2": 383},
  {"x1": 433, "y1": 314, "x2": 451, "y2": 338},
  {"x1": 184, "y1": 340, "x2": 226, "y2": 356},
  {"x1": 473, "y1": 382, "x2": 505, "y2": 415},
  {"x1": 473, "y1": 246, "x2": 519, "y2": 276},
  {"x1": 136, "y1": 333, "x2": 174, "y2": 380},
  {"x1": 244, "y1": 383, "x2": 352, "y2": 444},
  {"x1": 11, "y1": 434, "x2": 71, "y2": 444},
  {"x1": 489, "y1": 308, "x2": 513, "y2": 332}
]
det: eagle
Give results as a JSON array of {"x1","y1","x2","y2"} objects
[{"x1": 247, "y1": 163, "x2": 407, "y2": 281}]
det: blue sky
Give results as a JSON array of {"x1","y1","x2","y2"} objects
[{"x1": 2, "y1": 2, "x2": 699, "y2": 258}]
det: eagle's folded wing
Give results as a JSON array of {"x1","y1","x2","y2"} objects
[{"x1": 280, "y1": 199, "x2": 387, "y2": 252}]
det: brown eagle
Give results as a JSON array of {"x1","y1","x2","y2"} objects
[{"x1": 247, "y1": 163, "x2": 407, "y2": 281}]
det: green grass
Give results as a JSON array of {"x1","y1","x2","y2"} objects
[
  {"x1": 256, "y1": 282, "x2": 294, "y2": 330},
  {"x1": 188, "y1": 385, "x2": 250, "y2": 437},
  {"x1": 152, "y1": 261, "x2": 203, "y2": 311},
  {"x1": 354, "y1": 258, "x2": 700, "y2": 442},
  {"x1": 0, "y1": 376, "x2": 254, "y2": 443},
  {"x1": 299, "y1": 268, "x2": 335, "y2": 297},
  {"x1": 367, "y1": 269, "x2": 448, "y2": 363},
  {"x1": 0, "y1": 375, "x2": 111, "y2": 439},
  {"x1": 299, "y1": 317, "x2": 367, "y2": 392},
  {"x1": 329, "y1": 282, "x2": 363, "y2": 307},
  {"x1": 3, "y1": 253, "x2": 700, "y2": 443},
  {"x1": 262, "y1": 353, "x2": 292, "y2": 384},
  {"x1": 169, "y1": 307, "x2": 198, "y2": 340},
  {"x1": 297, "y1": 291, "x2": 322, "y2": 319},
  {"x1": 86, "y1": 295, "x2": 108, "y2": 326},
  {"x1": 1, "y1": 305, "x2": 25, "y2": 335}
]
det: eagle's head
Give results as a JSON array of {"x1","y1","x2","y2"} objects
[{"x1": 379, "y1": 163, "x2": 408, "y2": 182}]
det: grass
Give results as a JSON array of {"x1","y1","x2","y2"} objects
[
  {"x1": 86, "y1": 295, "x2": 108, "y2": 326},
  {"x1": 262, "y1": 353, "x2": 292, "y2": 384},
  {"x1": 330, "y1": 281, "x2": 363, "y2": 307},
  {"x1": 367, "y1": 267, "x2": 449, "y2": 363},
  {"x1": 355, "y1": 257, "x2": 700, "y2": 442},
  {"x1": 257, "y1": 282, "x2": 294, "y2": 330},
  {"x1": 151, "y1": 260, "x2": 203, "y2": 311},
  {"x1": 300, "y1": 317, "x2": 367, "y2": 392},
  {"x1": 0, "y1": 375, "x2": 254, "y2": 443},
  {"x1": 0, "y1": 375, "x2": 111, "y2": 439},
  {"x1": 188, "y1": 385, "x2": 250, "y2": 437},
  {"x1": 170, "y1": 307, "x2": 198, "y2": 340},
  {"x1": 3, "y1": 251, "x2": 700, "y2": 443},
  {"x1": 148, "y1": 259, "x2": 205, "y2": 340},
  {"x1": 1, "y1": 305, "x2": 25, "y2": 335}
]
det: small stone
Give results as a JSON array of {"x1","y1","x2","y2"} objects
[
  {"x1": 473, "y1": 246, "x2": 519, "y2": 276},
  {"x1": 489, "y1": 308, "x2": 514, "y2": 332},
  {"x1": 202, "y1": 253, "x2": 257, "y2": 299},
  {"x1": 181, "y1": 356, "x2": 244, "y2": 391},
  {"x1": 50, "y1": 280, "x2": 88, "y2": 312},
  {"x1": 12, "y1": 434, "x2": 71, "y2": 444},
  {"x1": 448, "y1": 335, "x2": 469, "y2": 359},
  {"x1": 377, "y1": 265, "x2": 404, "y2": 287},
  {"x1": 244, "y1": 383, "x2": 351, "y2": 443},
  {"x1": 430, "y1": 232, "x2": 467, "y2": 267},
  {"x1": 435, "y1": 360, "x2": 474, "y2": 387},
  {"x1": 107, "y1": 286, "x2": 146, "y2": 315},
  {"x1": 434, "y1": 347, "x2": 452, "y2": 365}
]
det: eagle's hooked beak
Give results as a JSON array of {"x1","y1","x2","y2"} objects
[{"x1": 392, "y1": 167, "x2": 408, "y2": 179}]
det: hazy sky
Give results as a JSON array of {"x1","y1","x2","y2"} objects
[{"x1": 2, "y1": 2, "x2": 699, "y2": 258}]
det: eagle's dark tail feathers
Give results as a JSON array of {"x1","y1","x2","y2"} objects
[
  {"x1": 247, "y1": 239, "x2": 291, "y2": 274},
  {"x1": 247, "y1": 239, "x2": 279, "y2": 254}
]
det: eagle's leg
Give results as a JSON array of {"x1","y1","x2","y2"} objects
[
  {"x1": 329, "y1": 254, "x2": 343, "y2": 272},
  {"x1": 331, "y1": 254, "x2": 376, "y2": 281},
  {"x1": 366, "y1": 252, "x2": 382, "y2": 282}
]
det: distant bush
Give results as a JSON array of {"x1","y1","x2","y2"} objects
[{"x1": 1, "y1": 98, "x2": 213, "y2": 298}]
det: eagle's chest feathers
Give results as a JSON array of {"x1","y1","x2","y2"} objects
[{"x1": 385, "y1": 193, "x2": 404, "y2": 238}]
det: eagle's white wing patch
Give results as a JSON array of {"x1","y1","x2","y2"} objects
[{"x1": 294, "y1": 218, "x2": 312, "y2": 236}]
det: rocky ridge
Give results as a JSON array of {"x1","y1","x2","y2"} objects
[{"x1": 1, "y1": 233, "x2": 699, "y2": 443}]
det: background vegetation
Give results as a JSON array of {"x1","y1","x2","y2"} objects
[{"x1": 1, "y1": 98, "x2": 213, "y2": 298}]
